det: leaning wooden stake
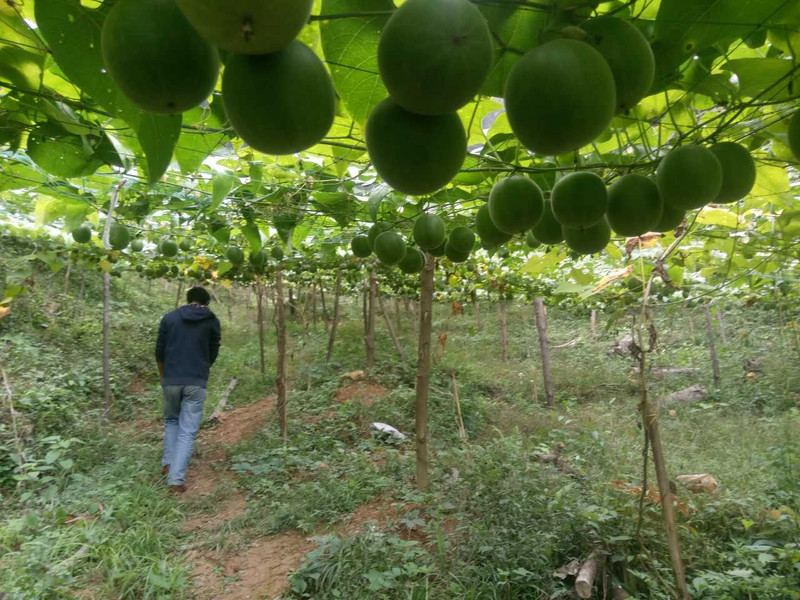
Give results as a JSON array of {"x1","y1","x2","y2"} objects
[
  {"x1": 716, "y1": 304, "x2": 727, "y2": 345},
  {"x1": 256, "y1": 276, "x2": 266, "y2": 375},
  {"x1": 499, "y1": 290, "x2": 509, "y2": 362},
  {"x1": 590, "y1": 309, "x2": 598, "y2": 336},
  {"x1": 101, "y1": 180, "x2": 124, "y2": 423},
  {"x1": 378, "y1": 290, "x2": 403, "y2": 358},
  {"x1": 275, "y1": 267, "x2": 288, "y2": 442},
  {"x1": 326, "y1": 268, "x2": 342, "y2": 363},
  {"x1": 450, "y1": 372, "x2": 468, "y2": 444},
  {"x1": 533, "y1": 297, "x2": 555, "y2": 408},
  {"x1": 63, "y1": 261, "x2": 71, "y2": 296},
  {"x1": 365, "y1": 270, "x2": 377, "y2": 369},
  {"x1": 704, "y1": 304, "x2": 721, "y2": 386},
  {"x1": 209, "y1": 378, "x2": 239, "y2": 423},
  {"x1": 415, "y1": 254, "x2": 435, "y2": 491}
]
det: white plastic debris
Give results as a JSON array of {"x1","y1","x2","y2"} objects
[{"x1": 370, "y1": 422, "x2": 406, "y2": 440}]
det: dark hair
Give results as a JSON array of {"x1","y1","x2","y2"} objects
[{"x1": 186, "y1": 287, "x2": 211, "y2": 305}]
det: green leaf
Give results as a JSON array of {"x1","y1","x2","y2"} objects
[
  {"x1": 320, "y1": 0, "x2": 392, "y2": 124},
  {"x1": 175, "y1": 102, "x2": 226, "y2": 174},
  {"x1": 211, "y1": 168, "x2": 236, "y2": 210},
  {"x1": 314, "y1": 191, "x2": 354, "y2": 227},
  {"x1": 722, "y1": 58, "x2": 800, "y2": 101},
  {"x1": 216, "y1": 261, "x2": 232, "y2": 276},
  {"x1": 696, "y1": 208, "x2": 738, "y2": 228},
  {"x1": 0, "y1": 2, "x2": 47, "y2": 90},
  {"x1": 44, "y1": 450, "x2": 61, "y2": 464},
  {"x1": 34, "y1": 0, "x2": 181, "y2": 183},
  {"x1": 368, "y1": 184, "x2": 391, "y2": 222},
  {"x1": 241, "y1": 222, "x2": 262, "y2": 254}
]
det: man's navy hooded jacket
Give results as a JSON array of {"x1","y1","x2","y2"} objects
[{"x1": 155, "y1": 304, "x2": 221, "y2": 387}]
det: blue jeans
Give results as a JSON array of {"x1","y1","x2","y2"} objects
[{"x1": 162, "y1": 385, "x2": 205, "y2": 486}]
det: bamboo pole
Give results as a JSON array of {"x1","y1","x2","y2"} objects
[{"x1": 415, "y1": 254, "x2": 435, "y2": 491}]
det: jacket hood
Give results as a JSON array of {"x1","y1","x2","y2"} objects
[{"x1": 178, "y1": 304, "x2": 215, "y2": 322}]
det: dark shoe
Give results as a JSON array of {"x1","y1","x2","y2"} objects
[
  {"x1": 168, "y1": 484, "x2": 187, "y2": 494},
  {"x1": 161, "y1": 465, "x2": 170, "y2": 476}
]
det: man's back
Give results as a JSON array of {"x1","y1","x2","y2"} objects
[{"x1": 156, "y1": 304, "x2": 221, "y2": 387}]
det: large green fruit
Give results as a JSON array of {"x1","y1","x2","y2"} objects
[
  {"x1": 368, "y1": 223, "x2": 391, "y2": 250},
  {"x1": 249, "y1": 249, "x2": 268, "y2": 272},
  {"x1": 488, "y1": 176, "x2": 544, "y2": 234},
  {"x1": 580, "y1": 16, "x2": 655, "y2": 114},
  {"x1": 656, "y1": 145, "x2": 722, "y2": 210},
  {"x1": 398, "y1": 247, "x2": 425, "y2": 274},
  {"x1": 504, "y1": 39, "x2": 616, "y2": 155},
  {"x1": 789, "y1": 111, "x2": 800, "y2": 160},
  {"x1": 351, "y1": 235, "x2": 372, "y2": 258},
  {"x1": 476, "y1": 205, "x2": 512, "y2": 248},
  {"x1": 551, "y1": 171, "x2": 607, "y2": 228},
  {"x1": 562, "y1": 218, "x2": 611, "y2": 255},
  {"x1": 525, "y1": 230, "x2": 541, "y2": 249},
  {"x1": 226, "y1": 246, "x2": 244, "y2": 264},
  {"x1": 377, "y1": 0, "x2": 492, "y2": 115},
  {"x1": 101, "y1": 0, "x2": 219, "y2": 114},
  {"x1": 530, "y1": 199, "x2": 564, "y2": 245},
  {"x1": 271, "y1": 247, "x2": 284, "y2": 261},
  {"x1": 448, "y1": 226, "x2": 475, "y2": 254},
  {"x1": 71, "y1": 224, "x2": 92, "y2": 244},
  {"x1": 652, "y1": 203, "x2": 686, "y2": 233},
  {"x1": 607, "y1": 174, "x2": 662, "y2": 237},
  {"x1": 413, "y1": 213, "x2": 447, "y2": 250},
  {"x1": 365, "y1": 98, "x2": 466, "y2": 196},
  {"x1": 109, "y1": 223, "x2": 130, "y2": 250},
  {"x1": 429, "y1": 238, "x2": 447, "y2": 257},
  {"x1": 374, "y1": 231, "x2": 407, "y2": 266},
  {"x1": 445, "y1": 239, "x2": 470, "y2": 263},
  {"x1": 708, "y1": 142, "x2": 756, "y2": 203},
  {"x1": 130, "y1": 239, "x2": 144, "y2": 252},
  {"x1": 161, "y1": 239, "x2": 179, "y2": 257},
  {"x1": 177, "y1": 0, "x2": 312, "y2": 54},
  {"x1": 222, "y1": 41, "x2": 335, "y2": 155},
  {"x1": 179, "y1": 239, "x2": 193, "y2": 252},
  {"x1": 27, "y1": 125, "x2": 100, "y2": 178}
]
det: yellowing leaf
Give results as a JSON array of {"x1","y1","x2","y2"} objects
[
  {"x1": 592, "y1": 265, "x2": 634, "y2": 293},
  {"x1": 98, "y1": 260, "x2": 112, "y2": 273},
  {"x1": 218, "y1": 279, "x2": 232, "y2": 290},
  {"x1": 697, "y1": 208, "x2": 738, "y2": 228},
  {"x1": 751, "y1": 163, "x2": 790, "y2": 201},
  {"x1": 521, "y1": 250, "x2": 565, "y2": 275},
  {"x1": 0, "y1": 306, "x2": 10, "y2": 320}
]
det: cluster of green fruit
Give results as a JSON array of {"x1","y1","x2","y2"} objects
[
  {"x1": 479, "y1": 140, "x2": 757, "y2": 255},
  {"x1": 350, "y1": 214, "x2": 476, "y2": 271},
  {"x1": 101, "y1": 0, "x2": 334, "y2": 155},
  {"x1": 224, "y1": 244, "x2": 284, "y2": 274}
]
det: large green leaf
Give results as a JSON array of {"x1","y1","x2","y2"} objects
[
  {"x1": 175, "y1": 100, "x2": 226, "y2": 174},
  {"x1": 0, "y1": 2, "x2": 47, "y2": 90},
  {"x1": 651, "y1": 0, "x2": 796, "y2": 91},
  {"x1": 34, "y1": 0, "x2": 181, "y2": 183},
  {"x1": 319, "y1": 0, "x2": 392, "y2": 124},
  {"x1": 722, "y1": 58, "x2": 800, "y2": 101}
]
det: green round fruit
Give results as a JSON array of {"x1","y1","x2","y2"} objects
[
  {"x1": 581, "y1": 16, "x2": 655, "y2": 114},
  {"x1": 398, "y1": 247, "x2": 424, "y2": 274},
  {"x1": 374, "y1": 231, "x2": 407, "y2": 266},
  {"x1": 271, "y1": 247, "x2": 284, "y2": 261},
  {"x1": 607, "y1": 174, "x2": 663, "y2": 237},
  {"x1": 657, "y1": 145, "x2": 723, "y2": 210},
  {"x1": 130, "y1": 239, "x2": 144, "y2": 252},
  {"x1": 377, "y1": 0, "x2": 492, "y2": 116},
  {"x1": 708, "y1": 142, "x2": 756, "y2": 204},
  {"x1": 448, "y1": 226, "x2": 475, "y2": 254},
  {"x1": 429, "y1": 238, "x2": 447, "y2": 257},
  {"x1": 351, "y1": 235, "x2": 373, "y2": 258},
  {"x1": 530, "y1": 199, "x2": 565, "y2": 245},
  {"x1": 445, "y1": 239, "x2": 470, "y2": 263},
  {"x1": 476, "y1": 204, "x2": 512, "y2": 248},
  {"x1": 368, "y1": 223, "x2": 391, "y2": 250},
  {"x1": 249, "y1": 249, "x2": 268, "y2": 271},
  {"x1": 551, "y1": 171, "x2": 608, "y2": 228},
  {"x1": 652, "y1": 203, "x2": 686, "y2": 233},
  {"x1": 222, "y1": 41, "x2": 335, "y2": 155},
  {"x1": 71, "y1": 224, "x2": 92, "y2": 244},
  {"x1": 179, "y1": 239, "x2": 193, "y2": 252},
  {"x1": 525, "y1": 230, "x2": 541, "y2": 249},
  {"x1": 787, "y1": 110, "x2": 800, "y2": 161},
  {"x1": 365, "y1": 98, "x2": 466, "y2": 195},
  {"x1": 108, "y1": 223, "x2": 130, "y2": 250},
  {"x1": 27, "y1": 126, "x2": 99, "y2": 178},
  {"x1": 101, "y1": 0, "x2": 219, "y2": 114},
  {"x1": 160, "y1": 239, "x2": 179, "y2": 257},
  {"x1": 226, "y1": 246, "x2": 244, "y2": 264},
  {"x1": 562, "y1": 218, "x2": 611, "y2": 255},
  {"x1": 488, "y1": 176, "x2": 544, "y2": 234},
  {"x1": 504, "y1": 39, "x2": 616, "y2": 155},
  {"x1": 413, "y1": 213, "x2": 447, "y2": 250},
  {"x1": 176, "y1": 0, "x2": 313, "y2": 54}
]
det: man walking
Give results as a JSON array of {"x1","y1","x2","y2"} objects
[{"x1": 155, "y1": 286, "x2": 221, "y2": 492}]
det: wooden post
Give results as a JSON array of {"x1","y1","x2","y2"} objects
[
  {"x1": 174, "y1": 280, "x2": 184, "y2": 310},
  {"x1": 716, "y1": 304, "x2": 727, "y2": 345},
  {"x1": 378, "y1": 290, "x2": 403, "y2": 358},
  {"x1": 450, "y1": 372, "x2": 467, "y2": 444},
  {"x1": 326, "y1": 268, "x2": 342, "y2": 362},
  {"x1": 288, "y1": 287, "x2": 296, "y2": 318},
  {"x1": 256, "y1": 277, "x2": 266, "y2": 375},
  {"x1": 318, "y1": 277, "x2": 328, "y2": 327},
  {"x1": 226, "y1": 287, "x2": 233, "y2": 322},
  {"x1": 63, "y1": 261, "x2": 71, "y2": 296},
  {"x1": 395, "y1": 296, "x2": 402, "y2": 335},
  {"x1": 311, "y1": 281, "x2": 318, "y2": 326},
  {"x1": 100, "y1": 180, "x2": 124, "y2": 423},
  {"x1": 79, "y1": 268, "x2": 86, "y2": 299},
  {"x1": 275, "y1": 267, "x2": 288, "y2": 442},
  {"x1": 533, "y1": 297, "x2": 555, "y2": 408},
  {"x1": 366, "y1": 270, "x2": 377, "y2": 369},
  {"x1": 415, "y1": 254, "x2": 435, "y2": 491},
  {"x1": 499, "y1": 291, "x2": 509, "y2": 362},
  {"x1": 704, "y1": 304, "x2": 721, "y2": 386},
  {"x1": 590, "y1": 309, "x2": 598, "y2": 336}
]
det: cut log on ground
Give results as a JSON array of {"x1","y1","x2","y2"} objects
[
  {"x1": 676, "y1": 473, "x2": 718, "y2": 494},
  {"x1": 208, "y1": 378, "x2": 239, "y2": 423},
  {"x1": 661, "y1": 384, "x2": 708, "y2": 407},
  {"x1": 575, "y1": 550, "x2": 603, "y2": 599}
]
